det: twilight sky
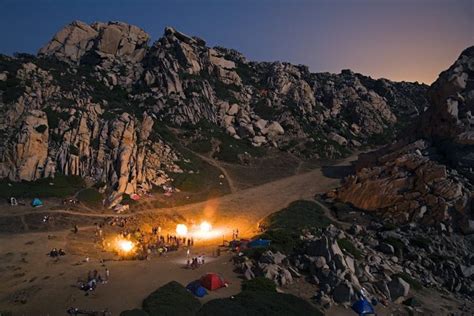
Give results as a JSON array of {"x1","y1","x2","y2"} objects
[{"x1": 0, "y1": 0, "x2": 472, "y2": 84}]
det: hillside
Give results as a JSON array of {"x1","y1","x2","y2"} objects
[{"x1": 0, "y1": 20, "x2": 428, "y2": 205}]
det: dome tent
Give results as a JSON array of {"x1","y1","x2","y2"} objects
[{"x1": 200, "y1": 273, "x2": 227, "y2": 291}]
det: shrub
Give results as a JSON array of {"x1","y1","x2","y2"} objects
[
  {"x1": 142, "y1": 281, "x2": 201, "y2": 316},
  {"x1": 241, "y1": 277, "x2": 276, "y2": 293},
  {"x1": 120, "y1": 309, "x2": 149, "y2": 316},
  {"x1": 77, "y1": 188, "x2": 103, "y2": 208},
  {"x1": 337, "y1": 238, "x2": 363, "y2": 259},
  {"x1": 384, "y1": 237, "x2": 406, "y2": 257},
  {"x1": 0, "y1": 174, "x2": 85, "y2": 198},
  {"x1": 259, "y1": 200, "x2": 331, "y2": 232},
  {"x1": 0, "y1": 76, "x2": 25, "y2": 104},
  {"x1": 410, "y1": 236, "x2": 431, "y2": 250},
  {"x1": 69, "y1": 144, "x2": 80, "y2": 156},
  {"x1": 44, "y1": 107, "x2": 59, "y2": 129},
  {"x1": 35, "y1": 124, "x2": 47, "y2": 133},
  {"x1": 392, "y1": 272, "x2": 422, "y2": 291},
  {"x1": 258, "y1": 200, "x2": 333, "y2": 254},
  {"x1": 198, "y1": 291, "x2": 322, "y2": 316}
]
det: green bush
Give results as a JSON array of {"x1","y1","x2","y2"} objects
[
  {"x1": 120, "y1": 309, "x2": 149, "y2": 316},
  {"x1": 259, "y1": 200, "x2": 332, "y2": 232},
  {"x1": 384, "y1": 237, "x2": 406, "y2": 257},
  {"x1": 35, "y1": 124, "x2": 47, "y2": 133},
  {"x1": 392, "y1": 272, "x2": 422, "y2": 291},
  {"x1": 0, "y1": 76, "x2": 25, "y2": 104},
  {"x1": 142, "y1": 281, "x2": 201, "y2": 316},
  {"x1": 241, "y1": 277, "x2": 276, "y2": 293},
  {"x1": 410, "y1": 236, "x2": 431, "y2": 250},
  {"x1": 69, "y1": 144, "x2": 80, "y2": 156},
  {"x1": 198, "y1": 291, "x2": 322, "y2": 316},
  {"x1": 77, "y1": 188, "x2": 103, "y2": 208},
  {"x1": 337, "y1": 238, "x2": 363, "y2": 259},
  {"x1": 257, "y1": 200, "x2": 333, "y2": 254},
  {"x1": 44, "y1": 107, "x2": 60, "y2": 129}
]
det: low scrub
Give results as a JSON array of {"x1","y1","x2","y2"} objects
[
  {"x1": 0, "y1": 174, "x2": 85, "y2": 198},
  {"x1": 77, "y1": 188, "x2": 103, "y2": 208},
  {"x1": 142, "y1": 281, "x2": 201, "y2": 316},
  {"x1": 198, "y1": 291, "x2": 322, "y2": 316}
]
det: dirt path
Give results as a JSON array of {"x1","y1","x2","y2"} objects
[
  {"x1": 191, "y1": 151, "x2": 237, "y2": 194},
  {"x1": 0, "y1": 153, "x2": 358, "y2": 234}
]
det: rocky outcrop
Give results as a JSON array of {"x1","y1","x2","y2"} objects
[
  {"x1": 0, "y1": 110, "x2": 49, "y2": 181},
  {"x1": 330, "y1": 47, "x2": 474, "y2": 231},
  {"x1": 236, "y1": 222, "x2": 473, "y2": 311},
  {"x1": 0, "y1": 20, "x2": 433, "y2": 198},
  {"x1": 39, "y1": 20, "x2": 150, "y2": 63},
  {"x1": 420, "y1": 46, "x2": 474, "y2": 181},
  {"x1": 332, "y1": 140, "x2": 472, "y2": 226}
]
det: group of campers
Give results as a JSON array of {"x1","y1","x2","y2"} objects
[
  {"x1": 93, "y1": 220, "x2": 196, "y2": 260},
  {"x1": 79, "y1": 268, "x2": 109, "y2": 295}
]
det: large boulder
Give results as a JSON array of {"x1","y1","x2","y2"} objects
[
  {"x1": 39, "y1": 20, "x2": 150, "y2": 63},
  {"x1": 387, "y1": 277, "x2": 410, "y2": 301}
]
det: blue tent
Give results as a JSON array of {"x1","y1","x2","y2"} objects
[
  {"x1": 352, "y1": 298, "x2": 375, "y2": 315},
  {"x1": 186, "y1": 280, "x2": 208, "y2": 298},
  {"x1": 31, "y1": 198, "x2": 43, "y2": 207},
  {"x1": 247, "y1": 239, "x2": 271, "y2": 248}
]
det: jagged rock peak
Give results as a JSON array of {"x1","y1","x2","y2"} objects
[{"x1": 38, "y1": 20, "x2": 150, "y2": 63}]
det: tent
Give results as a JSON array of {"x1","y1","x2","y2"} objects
[
  {"x1": 352, "y1": 298, "x2": 375, "y2": 315},
  {"x1": 186, "y1": 280, "x2": 208, "y2": 298},
  {"x1": 130, "y1": 194, "x2": 141, "y2": 201},
  {"x1": 31, "y1": 198, "x2": 43, "y2": 207},
  {"x1": 200, "y1": 273, "x2": 226, "y2": 291},
  {"x1": 247, "y1": 239, "x2": 271, "y2": 248}
]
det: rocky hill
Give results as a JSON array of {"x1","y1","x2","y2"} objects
[
  {"x1": 331, "y1": 46, "x2": 474, "y2": 233},
  {"x1": 0, "y1": 20, "x2": 429, "y2": 204}
]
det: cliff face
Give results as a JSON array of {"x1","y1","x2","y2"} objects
[
  {"x1": 332, "y1": 47, "x2": 474, "y2": 232},
  {"x1": 0, "y1": 20, "x2": 430, "y2": 200}
]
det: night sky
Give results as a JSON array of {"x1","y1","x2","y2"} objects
[{"x1": 0, "y1": 0, "x2": 472, "y2": 84}]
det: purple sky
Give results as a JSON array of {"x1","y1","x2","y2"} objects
[{"x1": 0, "y1": 0, "x2": 472, "y2": 83}]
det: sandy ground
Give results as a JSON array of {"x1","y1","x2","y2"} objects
[
  {"x1": 0, "y1": 152, "x2": 471, "y2": 315},
  {"x1": 0, "y1": 154, "x2": 358, "y2": 315}
]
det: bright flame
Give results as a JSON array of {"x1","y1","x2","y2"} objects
[
  {"x1": 200, "y1": 221, "x2": 212, "y2": 232},
  {"x1": 116, "y1": 239, "x2": 135, "y2": 254},
  {"x1": 176, "y1": 224, "x2": 188, "y2": 236}
]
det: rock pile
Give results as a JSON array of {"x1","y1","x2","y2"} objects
[{"x1": 235, "y1": 222, "x2": 473, "y2": 310}]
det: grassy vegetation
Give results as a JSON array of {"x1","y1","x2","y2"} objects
[
  {"x1": 337, "y1": 238, "x2": 363, "y2": 259},
  {"x1": 257, "y1": 200, "x2": 333, "y2": 254},
  {"x1": 383, "y1": 237, "x2": 406, "y2": 257},
  {"x1": 259, "y1": 200, "x2": 332, "y2": 232},
  {"x1": 142, "y1": 281, "x2": 201, "y2": 316},
  {"x1": 253, "y1": 98, "x2": 280, "y2": 120},
  {"x1": 76, "y1": 188, "x2": 103, "y2": 208},
  {"x1": 185, "y1": 120, "x2": 266, "y2": 163},
  {"x1": 0, "y1": 175, "x2": 85, "y2": 199},
  {"x1": 410, "y1": 236, "x2": 431, "y2": 250}
]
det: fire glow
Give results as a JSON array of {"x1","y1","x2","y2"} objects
[
  {"x1": 175, "y1": 221, "x2": 222, "y2": 240},
  {"x1": 115, "y1": 238, "x2": 135, "y2": 255}
]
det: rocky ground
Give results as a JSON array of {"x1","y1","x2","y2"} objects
[{"x1": 234, "y1": 200, "x2": 474, "y2": 315}]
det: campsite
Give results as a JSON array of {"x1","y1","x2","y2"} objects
[{"x1": 1, "y1": 2, "x2": 474, "y2": 315}]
